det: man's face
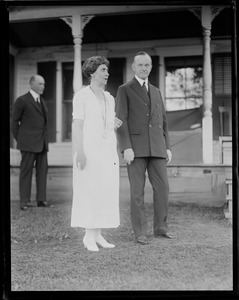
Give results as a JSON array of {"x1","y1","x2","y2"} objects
[
  {"x1": 31, "y1": 76, "x2": 45, "y2": 95},
  {"x1": 132, "y1": 54, "x2": 152, "y2": 80}
]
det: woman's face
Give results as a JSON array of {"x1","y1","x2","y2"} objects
[{"x1": 91, "y1": 64, "x2": 109, "y2": 86}]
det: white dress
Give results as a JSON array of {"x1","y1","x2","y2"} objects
[{"x1": 71, "y1": 86, "x2": 120, "y2": 228}]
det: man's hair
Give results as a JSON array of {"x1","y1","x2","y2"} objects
[
  {"x1": 29, "y1": 75, "x2": 37, "y2": 84},
  {"x1": 133, "y1": 51, "x2": 152, "y2": 63},
  {"x1": 135, "y1": 51, "x2": 150, "y2": 57}
]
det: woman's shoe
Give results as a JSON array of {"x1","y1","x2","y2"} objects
[
  {"x1": 83, "y1": 236, "x2": 99, "y2": 252},
  {"x1": 95, "y1": 235, "x2": 115, "y2": 248}
]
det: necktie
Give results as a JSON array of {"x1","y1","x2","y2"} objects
[
  {"x1": 36, "y1": 97, "x2": 40, "y2": 103},
  {"x1": 142, "y1": 82, "x2": 149, "y2": 96}
]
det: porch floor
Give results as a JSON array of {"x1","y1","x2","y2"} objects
[{"x1": 10, "y1": 165, "x2": 232, "y2": 208}]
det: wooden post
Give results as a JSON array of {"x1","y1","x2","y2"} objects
[
  {"x1": 72, "y1": 14, "x2": 83, "y2": 94},
  {"x1": 202, "y1": 6, "x2": 213, "y2": 164},
  {"x1": 189, "y1": 6, "x2": 224, "y2": 164},
  {"x1": 61, "y1": 14, "x2": 94, "y2": 94},
  {"x1": 56, "y1": 61, "x2": 62, "y2": 142}
]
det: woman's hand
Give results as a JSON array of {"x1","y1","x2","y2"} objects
[
  {"x1": 76, "y1": 150, "x2": 86, "y2": 170},
  {"x1": 114, "y1": 117, "x2": 123, "y2": 130}
]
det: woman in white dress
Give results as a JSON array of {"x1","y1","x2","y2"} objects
[{"x1": 71, "y1": 56, "x2": 122, "y2": 252}]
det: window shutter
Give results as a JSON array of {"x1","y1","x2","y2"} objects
[
  {"x1": 38, "y1": 61, "x2": 57, "y2": 143},
  {"x1": 213, "y1": 55, "x2": 231, "y2": 95}
]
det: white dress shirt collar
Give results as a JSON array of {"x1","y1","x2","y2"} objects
[
  {"x1": 30, "y1": 89, "x2": 40, "y2": 102},
  {"x1": 135, "y1": 75, "x2": 149, "y2": 88}
]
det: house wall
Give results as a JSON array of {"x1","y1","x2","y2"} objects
[
  {"x1": 9, "y1": 37, "x2": 232, "y2": 165},
  {"x1": 12, "y1": 37, "x2": 231, "y2": 98}
]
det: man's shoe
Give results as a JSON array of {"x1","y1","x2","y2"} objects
[
  {"x1": 20, "y1": 205, "x2": 28, "y2": 211},
  {"x1": 37, "y1": 201, "x2": 53, "y2": 208},
  {"x1": 136, "y1": 235, "x2": 148, "y2": 245},
  {"x1": 155, "y1": 233, "x2": 173, "y2": 239}
]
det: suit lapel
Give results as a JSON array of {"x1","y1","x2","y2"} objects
[
  {"x1": 130, "y1": 78, "x2": 150, "y2": 106},
  {"x1": 149, "y1": 84, "x2": 159, "y2": 116},
  {"x1": 28, "y1": 92, "x2": 47, "y2": 119},
  {"x1": 39, "y1": 97, "x2": 48, "y2": 120},
  {"x1": 28, "y1": 92, "x2": 41, "y2": 110},
  {"x1": 28, "y1": 92, "x2": 36, "y2": 104}
]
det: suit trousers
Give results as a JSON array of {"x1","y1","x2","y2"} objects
[
  {"x1": 19, "y1": 150, "x2": 48, "y2": 206},
  {"x1": 127, "y1": 157, "x2": 169, "y2": 238}
]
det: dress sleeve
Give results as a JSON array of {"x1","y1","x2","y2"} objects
[{"x1": 72, "y1": 91, "x2": 85, "y2": 120}]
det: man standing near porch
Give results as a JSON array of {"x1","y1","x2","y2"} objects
[
  {"x1": 11, "y1": 75, "x2": 52, "y2": 210},
  {"x1": 116, "y1": 51, "x2": 172, "y2": 245}
]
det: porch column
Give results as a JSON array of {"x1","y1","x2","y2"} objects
[
  {"x1": 61, "y1": 15, "x2": 83, "y2": 93},
  {"x1": 62, "y1": 14, "x2": 95, "y2": 93},
  {"x1": 56, "y1": 61, "x2": 62, "y2": 143},
  {"x1": 189, "y1": 6, "x2": 224, "y2": 164},
  {"x1": 201, "y1": 6, "x2": 213, "y2": 164},
  {"x1": 72, "y1": 14, "x2": 83, "y2": 93}
]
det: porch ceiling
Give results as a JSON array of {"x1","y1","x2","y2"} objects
[{"x1": 9, "y1": 8, "x2": 231, "y2": 48}]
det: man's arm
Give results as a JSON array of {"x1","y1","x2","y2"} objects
[
  {"x1": 160, "y1": 90, "x2": 171, "y2": 150},
  {"x1": 11, "y1": 97, "x2": 24, "y2": 141},
  {"x1": 115, "y1": 86, "x2": 134, "y2": 164},
  {"x1": 159, "y1": 90, "x2": 172, "y2": 163},
  {"x1": 115, "y1": 85, "x2": 132, "y2": 152}
]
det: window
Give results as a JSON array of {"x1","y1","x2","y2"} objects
[
  {"x1": 212, "y1": 54, "x2": 232, "y2": 138},
  {"x1": 165, "y1": 56, "x2": 203, "y2": 111},
  {"x1": 149, "y1": 56, "x2": 159, "y2": 88},
  {"x1": 62, "y1": 62, "x2": 73, "y2": 141},
  {"x1": 10, "y1": 54, "x2": 15, "y2": 147},
  {"x1": 213, "y1": 54, "x2": 231, "y2": 95},
  {"x1": 38, "y1": 61, "x2": 57, "y2": 142}
]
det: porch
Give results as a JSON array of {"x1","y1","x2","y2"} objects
[
  {"x1": 10, "y1": 131, "x2": 232, "y2": 166},
  {"x1": 8, "y1": 4, "x2": 234, "y2": 221},
  {"x1": 10, "y1": 148, "x2": 232, "y2": 209},
  {"x1": 9, "y1": 4, "x2": 233, "y2": 166}
]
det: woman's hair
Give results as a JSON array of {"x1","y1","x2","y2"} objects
[{"x1": 82, "y1": 56, "x2": 109, "y2": 78}]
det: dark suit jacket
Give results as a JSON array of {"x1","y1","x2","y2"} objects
[
  {"x1": 11, "y1": 92, "x2": 49, "y2": 153},
  {"x1": 116, "y1": 77, "x2": 170, "y2": 158}
]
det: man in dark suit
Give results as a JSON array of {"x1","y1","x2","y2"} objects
[
  {"x1": 11, "y1": 75, "x2": 51, "y2": 210},
  {"x1": 116, "y1": 51, "x2": 172, "y2": 244}
]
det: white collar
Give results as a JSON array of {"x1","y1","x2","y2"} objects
[
  {"x1": 135, "y1": 75, "x2": 149, "y2": 87},
  {"x1": 30, "y1": 89, "x2": 40, "y2": 101}
]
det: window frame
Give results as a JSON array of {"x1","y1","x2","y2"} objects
[{"x1": 164, "y1": 56, "x2": 203, "y2": 112}]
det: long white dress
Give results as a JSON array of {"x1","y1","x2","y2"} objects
[{"x1": 71, "y1": 86, "x2": 120, "y2": 228}]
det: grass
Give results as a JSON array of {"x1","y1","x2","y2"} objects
[{"x1": 10, "y1": 197, "x2": 233, "y2": 291}]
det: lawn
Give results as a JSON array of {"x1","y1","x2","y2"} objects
[{"x1": 10, "y1": 195, "x2": 233, "y2": 292}]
